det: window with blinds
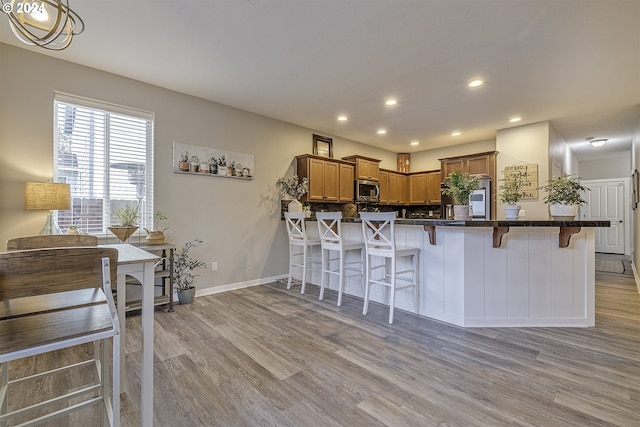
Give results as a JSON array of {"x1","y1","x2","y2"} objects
[{"x1": 53, "y1": 93, "x2": 154, "y2": 235}]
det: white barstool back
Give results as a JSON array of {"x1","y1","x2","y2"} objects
[
  {"x1": 316, "y1": 212, "x2": 364, "y2": 306},
  {"x1": 284, "y1": 212, "x2": 320, "y2": 294},
  {"x1": 360, "y1": 212, "x2": 420, "y2": 324}
]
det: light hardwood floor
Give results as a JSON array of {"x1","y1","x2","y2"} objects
[{"x1": 5, "y1": 261, "x2": 639, "y2": 426}]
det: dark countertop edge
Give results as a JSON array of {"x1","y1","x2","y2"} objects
[{"x1": 318, "y1": 218, "x2": 611, "y2": 227}]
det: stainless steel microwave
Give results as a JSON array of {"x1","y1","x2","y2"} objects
[{"x1": 355, "y1": 179, "x2": 380, "y2": 202}]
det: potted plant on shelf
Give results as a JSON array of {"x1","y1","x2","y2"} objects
[
  {"x1": 174, "y1": 239, "x2": 207, "y2": 304},
  {"x1": 108, "y1": 202, "x2": 140, "y2": 242},
  {"x1": 208, "y1": 156, "x2": 218, "y2": 174},
  {"x1": 217, "y1": 156, "x2": 227, "y2": 176},
  {"x1": 276, "y1": 175, "x2": 309, "y2": 212},
  {"x1": 441, "y1": 170, "x2": 480, "y2": 220},
  {"x1": 498, "y1": 174, "x2": 526, "y2": 220},
  {"x1": 189, "y1": 155, "x2": 199, "y2": 172},
  {"x1": 539, "y1": 174, "x2": 589, "y2": 220},
  {"x1": 178, "y1": 154, "x2": 189, "y2": 171},
  {"x1": 144, "y1": 210, "x2": 169, "y2": 245}
]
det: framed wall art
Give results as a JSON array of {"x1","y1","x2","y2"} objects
[
  {"x1": 173, "y1": 142, "x2": 254, "y2": 180},
  {"x1": 312, "y1": 134, "x2": 333, "y2": 158}
]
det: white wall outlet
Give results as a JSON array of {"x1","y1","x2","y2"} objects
[
  {"x1": 519, "y1": 209, "x2": 525, "y2": 218},
  {"x1": 211, "y1": 261, "x2": 218, "y2": 271}
]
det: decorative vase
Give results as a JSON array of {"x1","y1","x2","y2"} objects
[
  {"x1": 108, "y1": 226, "x2": 138, "y2": 242},
  {"x1": 177, "y1": 287, "x2": 196, "y2": 304},
  {"x1": 218, "y1": 167, "x2": 227, "y2": 176},
  {"x1": 288, "y1": 199, "x2": 303, "y2": 213},
  {"x1": 453, "y1": 205, "x2": 471, "y2": 220},
  {"x1": 179, "y1": 161, "x2": 189, "y2": 171},
  {"x1": 504, "y1": 205, "x2": 521, "y2": 220},
  {"x1": 199, "y1": 163, "x2": 209, "y2": 173},
  {"x1": 549, "y1": 203, "x2": 578, "y2": 220},
  {"x1": 189, "y1": 163, "x2": 199, "y2": 172}
]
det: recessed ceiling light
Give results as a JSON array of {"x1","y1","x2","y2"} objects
[
  {"x1": 410, "y1": 141, "x2": 419, "y2": 146},
  {"x1": 337, "y1": 115, "x2": 348, "y2": 121},
  {"x1": 509, "y1": 117, "x2": 522, "y2": 123},
  {"x1": 468, "y1": 79, "x2": 483, "y2": 88},
  {"x1": 451, "y1": 131, "x2": 461, "y2": 136},
  {"x1": 385, "y1": 99, "x2": 398, "y2": 106},
  {"x1": 377, "y1": 129, "x2": 387, "y2": 135}
]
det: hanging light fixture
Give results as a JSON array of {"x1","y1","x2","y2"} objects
[
  {"x1": 2, "y1": 0, "x2": 84, "y2": 50},
  {"x1": 586, "y1": 137, "x2": 608, "y2": 148}
]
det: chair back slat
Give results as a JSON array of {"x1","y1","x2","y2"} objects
[
  {"x1": 316, "y1": 212, "x2": 342, "y2": 247},
  {"x1": 285, "y1": 212, "x2": 309, "y2": 243},
  {"x1": 7, "y1": 235, "x2": 98, "y2": 250},
  {"x1": 360, "y1": 212, "x2": 396, "y2": 254},
  {"x1": 0, "y1": 247, "x2": 118, "y2": 300}
]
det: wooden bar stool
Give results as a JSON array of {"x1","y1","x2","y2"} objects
[
  {"x1": 316, "y1": 212, "x2": 364, "y2": 306},
  {"x1": 0, "y1": 247, "x2": 121, "y2": 426},
  {"x1": 284, "y1": 212, "x2": 321, "y2": 294},
  {"x1": 360, "y1": 212, "x2": 420, "y2": 324}
]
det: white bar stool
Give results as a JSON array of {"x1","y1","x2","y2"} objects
[
  {"x1": 284, "y1": 212, "x2": 321, "y2": 294},
  {"x1": 360, "y1": 212, "x2": 420, "y2": 324},
  {"x1": 316, "y1": 212, "x2": 364, "y2": 306}
]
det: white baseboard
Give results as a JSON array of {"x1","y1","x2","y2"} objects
[{"x1": 194, "y1": 274, "x2": 287, "y2": 298}]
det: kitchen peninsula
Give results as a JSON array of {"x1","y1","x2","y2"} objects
[{"x1": 304, "y1": 218, "x2": 610, "y2": 328}]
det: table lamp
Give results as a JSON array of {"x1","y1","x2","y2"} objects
[{"x1": 24, "y1": 182, "x2": 71, "y2": 235}]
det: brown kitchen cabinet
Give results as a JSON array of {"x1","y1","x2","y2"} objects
[
  {"x1": 339, "y1": 163, "x2": 355, "y2": 202},
  {"x1": 408, "y1": 173, "x2": 427, "y2": 204},
  {"x1": 388, "y1": 171, "x2": 406, "y2": 204},
  {"x1": 296, "y1": 154, "x2": 350, "y2": 202},
  {"x1": 378, "y1": 170, "x2": 389, "y2": 203},
  {"x1": 341, "y1": 155, "x2": 380, "y2": 181},
  {"x1": 426, "y1": 170, "x2": 442, "y2": 204},
  {"x1": 440, "y1": 151, "x2": 497, "y2": 181}
]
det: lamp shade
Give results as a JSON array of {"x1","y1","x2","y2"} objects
[{"x1": 24, "y1": 182, "x2": 71, "y2": 210}]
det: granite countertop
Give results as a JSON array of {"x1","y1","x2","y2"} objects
[{"x1": 325, "y1": 218, "x2": 611, "y2": 227}]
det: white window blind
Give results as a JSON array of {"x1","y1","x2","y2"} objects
[{"x1": 53, "y1": 93, "x2": 154, "y2": 235}]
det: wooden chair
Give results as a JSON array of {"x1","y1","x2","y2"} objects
[
  {"x1": 6, "y1": 234, "x2": 98, "y2": 250},
  {"x1": 316, "y1": 212, "x2": 364, "y2": 306},
  {"x1": 360, "y1": 212, "x2": 420, "y2": 324},
  {"x1": 0, "y1": 247, "x2": 120, "y2": 426}
]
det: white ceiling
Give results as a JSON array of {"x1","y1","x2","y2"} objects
[{"x1": 1, "y1": 0, "x2": 639, "y2": 161}]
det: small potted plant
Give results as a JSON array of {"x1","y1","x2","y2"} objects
[
  {"x1": 441, "y1": 170, "x2": 480, "y2": 220},
  {"x1": 217, "y1": 156, "x2": 227, "y2": 176},
  {"x1": 276, "y1": 175, "x2": 309, "y2": 212},
  {"x1": 108, "y1": 201, "x2": 140, "y2": 242},
  {"x1": 144, "y1": 210, "x2": 169, "y2": 245},
  {"x1": 174, "y1": 239, "x2": 207, "y2": 304},
  {"x1": 178, "y1": 154, "x2": 189, "y2": 171},
  {"x1": 498, "y1": 174, "x2": 526, "y2": 220},
  {"x1": 208, "y1": 156, "x2": 218, "y2": 174},
  {"x1": 189, "y1": 155, "x2": 199, "y2": 173},
  {"x1": 539, "y1": 174, "x2": 589, "y2": 220}
]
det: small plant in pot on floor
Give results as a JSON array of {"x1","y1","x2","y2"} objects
[{"x1": 174, "y1": 239, "x2": 207, "y2": 304}]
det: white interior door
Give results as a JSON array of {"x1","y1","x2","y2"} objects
[{"x1": 581, "y1": 179, "x2": 625, "y2": 254}]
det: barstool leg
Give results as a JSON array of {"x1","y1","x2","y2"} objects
[
  {"x1": 389, "y1": 258, "x2": 396, "y2": 324},
  {"x1": 319, "y1": 248, "x2": 327, "y2": 301},
  {"x1": 363, "y1": 253, "x2": 371, "y2": 315},
  {"x1": 337, "y1": 249, "x2": 345, "y2": 307}
]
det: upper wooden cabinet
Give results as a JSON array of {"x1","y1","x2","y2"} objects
[
  {"x1": 440, "y1": 151, "x2": 497, "y2": 182},
  {"x1": 339, "y1": 163, "x2": 355, "y2": 202},
  {"x1": 297, "y1": 155, "x2": 346, "y2": 202},
  {"x1": 341, "y1": 155, "x2": 380, "y2": 181},
  {"x1": 378, "y1": 170, "x2": 389, "y2": 204},
  {"x1": 408, "y1": 173, "x2": 427, "y2": 204},
  {"x1": 426, "y1": 170, "x2": 442, "y2": 205},
  {"x1": 388, "y1": 172, "x2": 406, "y2": 204}
]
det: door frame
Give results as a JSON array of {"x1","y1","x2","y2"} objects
[{"x1": 581, "y1": 177, "x2": 631, "y2": 256}]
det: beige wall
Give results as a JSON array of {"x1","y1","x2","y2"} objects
[
  {"x1": 0, "y1": 43, "x2": 397, "y2": 292},
  {"x1": 495, "y1": 122, "x2": 551, "y2": 220},
  {"x1": 579, "y1": 154, "x2": 632, "y2": 180}
]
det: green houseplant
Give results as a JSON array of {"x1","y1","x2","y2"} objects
[
  {"x1": 498, "y1": 174, "x2": 526, "y2": 220},
  {"x1": 539, "y1": 174, "x2": 589, "y2": 220},
  {"x1": 108, "y1": 202, "x2": 140, "y2": 242},
  {"x1": 144, "y1": 210, "x2": 168, "y2": 245},
  {"x1": 174, "y1": 239, "x2": 207, "y2": 304},
  {"x1": 441, "y1": 170, "x2": 480, "y2": 220},
  {"x1": 276, "y1": 175, "x2": 309, "y2": 213}
]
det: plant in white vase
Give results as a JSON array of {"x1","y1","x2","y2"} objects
[
  {"x1": 276, "y1": 175, "x2": 309, "y2": 212},
  {"x1": 539, "y1": 174, "x2": 589, "y2": 220},
  {"x1": 441, "y1": 170, "x2": 480, "y2": 220},
  {"x1": 498, "y1": 174, "x2": 526, "y2": 220}
]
